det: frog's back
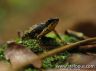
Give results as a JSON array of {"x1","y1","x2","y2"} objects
[{"x1": 22, "y1": 23, "x2": 46, "y2": 39}]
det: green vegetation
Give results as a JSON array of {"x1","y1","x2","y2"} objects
[
  {"x1": 24, "y1": 68, "x2": 39, "y2": 71},
  {"x1": 22, "y1": 39, "x2": 43, "y2": 54},
  {"x1": 42, "y1": 52, "x2": 69, "y2": 69},
  {"x1": 46, "y1": 33, "x2": 79, "y2": 43},
  {"x1": 62, "y1": 35, "x2": 79, "y2": 43},
  {"x1": 23, "y1": 33, "x2": 78, "y2": 71},
  {"x1": 0, "y1": 33, "x2": 80, "y2": 71},
  {"x1": 0, "y1": 44, "x2": 7, "y2": 60}
]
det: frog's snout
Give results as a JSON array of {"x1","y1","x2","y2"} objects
[
  {"x1": 50, "y1": 18, "x2": 59, "y2": 23},
  {"x1": 46, "y1": 18, "x2": 59, "y2": 25},
  {"x1": 54, "y1": 18, "x2": 59, "y2": 23}
]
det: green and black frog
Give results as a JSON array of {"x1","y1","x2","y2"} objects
[{"x1": 19, "y1": 18, "x2": 62, "y2": 41}]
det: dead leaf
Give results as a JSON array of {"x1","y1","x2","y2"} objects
[
  {"x1": 0, "y1": 61, "x2": 14, "y2": 71},
  {"x1": 67, "y1": 53, "x2": 96, "y2": 64},
  {"x1": 4, "y1": 42, "x2": 42, "y2": 70}
]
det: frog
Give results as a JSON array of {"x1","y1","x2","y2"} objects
[{"x1": 20, "y1": 18, "x2": 62, "y2": 41}]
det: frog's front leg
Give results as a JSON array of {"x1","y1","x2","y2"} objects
[
  {"x1": 53, "y1": 30, "x2": 63, "y2": 42},
  {"x1": 37, "y1": 28, "x2": 51, "y2": 39},
  {"x1": 37, "y1": 28, "x2": 64, "y2": 44}
]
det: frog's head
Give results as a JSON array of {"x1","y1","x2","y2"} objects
[{"x1": 46, "y1": 18, "x2": 59, "y2": 26}]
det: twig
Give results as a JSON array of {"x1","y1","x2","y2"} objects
[
  {"x1": 39, "y1": 37, "x2": 96, "y2": 59},
  {"x1": 65, "y1": 29, "x2": 88, "y2": 39},
  {"x1": 79, "y1": 44, "x2": 96, "y2": 53}
]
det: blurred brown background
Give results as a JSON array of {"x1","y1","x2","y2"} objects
[{"x1": 0, "y1": 0, "x2": 96, "y2": 42}]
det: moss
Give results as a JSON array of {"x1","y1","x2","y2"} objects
[
  {"x1": 0, "y1": 44, "x2": 7, "y2": 60},
  {"x1": 0, "y1": 33, "x2": 80, "y2": 71},
  {"x1": 21, "y1": 39, "x2": 44, "y2": 54},
  {"x1": 42, "y1": 51, "x2": 70, "y2": 69}
]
